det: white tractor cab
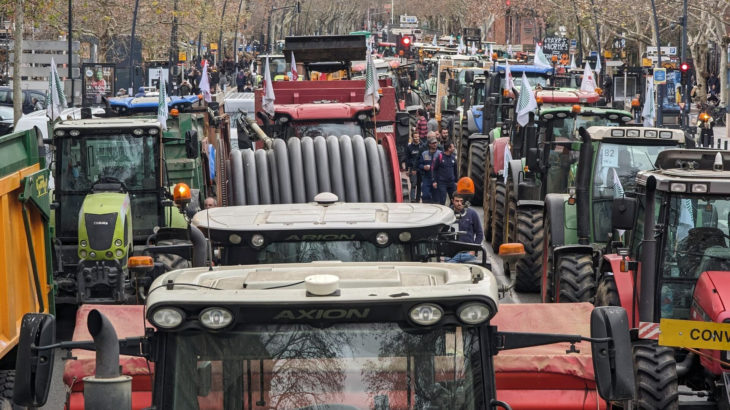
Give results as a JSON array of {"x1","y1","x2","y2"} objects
[
  {"x1": 222, "y1": 92, "x2": 255, "y2": 149},
  {"x1": 193, "y1": 195, "x2": 489, "y2": 266},
  {"x1": 14, "y1": 259, "x2": 634, "y2": 409}
]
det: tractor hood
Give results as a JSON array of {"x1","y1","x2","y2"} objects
[
  {"x1": 693, "y1": 270, "x2": 730, "y2": 323},
  {"x1": 275, "y1": 103, "x2": 373, "y2": 121}
]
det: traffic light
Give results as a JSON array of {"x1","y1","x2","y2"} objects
[
  {"x1": 679, "y1": 62, "x2": 690, "y2": 86},
  {"x1": 400, "y1": 36, "x2": 412, "y2": 49},
  {"x1": 398, "y1": 35, "x2": 412, "y2": 58}
]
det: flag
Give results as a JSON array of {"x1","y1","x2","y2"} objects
[
  {"x1": 516, "y1": 72, "x2": 537, "y2": 127},
  {"x1": 676, "y1": 198, "x2": 694, "y2": 240},
  {"x1": 504, "y1": 61, "x2": 515, "y2": 91},
  {"x1": 432, "y1": 35, "x2": 437, "y2": 46},
  {"x1": 580, "y1": 61, "x2": 596, "y2": 92},
  {"x1": 449, "y1": 36, "x2": 454, "y2": 46},
  {"x1": 594, "y1": 56, "x2": 602, "y2": 74},
  {"x1": 250, "y1": 60, "x2": 255, "y2": 74},
  {"x1": 488, "y1": 44, "x2": 494, "y2": 62},
  {"x1": 642, "y1": 77, "x2": 655, "y2": 127},
  {"x1": 262, "y1": 57, "x2": 276, "y2": 116},
  {"x1": 458, "y1": 36, "x2": 465, "y2": 54},
  {"x1": 534, "y1": 44, "x2": 552, "y2": 68},
  {"x1": 157, "y1": 69, "x2": 168, "y2": 131},
  {"x1": 569, "y1": 54, "x2": 577, "y2": 70},
  {"x1": 611, "y1": 168, "x2": 624, "y2": 198},
  {"x1": 503, "y1": 146, "x2": 512, "y2": 183},
  {"x1": 470, "y1": 44, "x2": 477, "y2": 55},
  {"x1": 364, "y1": 48, "x2": 380, "y2": 107},
  {"x1": 46, "y1": 57, "x2": 67, "y2": 121},
  {"x1": 199, "y1": 61, "x2": 212, "y2": 102},
  {"x1": 290, "y1": 51, "x2": 298, "y2": 81},
  {"x1": 507, "y1": 44, "x2": 513, "y2": 58}
]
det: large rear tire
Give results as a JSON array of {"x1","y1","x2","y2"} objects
[
  {"x1": 0, "y1": 370, "x2": 17, "y2": 410},
  {"x1": 542, "y1": 216, "x2": 555, "y2": 302},
  {"x1": 155, "y1": 239, "x2": 192, "y2": 272},
  {"x1": 633, "y1": 343, "x2": 679, "y2": 409},
  {"x1": 514, "y1": 208, "x2": 544, "y2": 292},
  {"x1": 595, "y1": 275, "x2": 620, "y2": 306},
  {"x1": 492, "y1": 182, "x2": 506, "y2": 248},
  {"x1": 467, "y1": 140, "x2": 487, "y2": 206},
  {"x1": 557, "y1": 253, "x2": 596, "y2": 303}
]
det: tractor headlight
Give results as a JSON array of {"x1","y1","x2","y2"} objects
[
  {"x1": 409, "y1": 303, "x2": 443, "y2": 326},
  {"x1": 457, "y1": 302, "x2": 492, "y2": 325},
  {"x1": 151, "y1": 307, "x2": 185, "y2": 329},
  {"x1": 200, "y1": 307, "x2": 234, "y2": 329},
  {"x1": 115, "y1": 249, "x2": 124, "y2": 258},
  {"x1": 69, "y1": 129, "x2": 81, "y2": 137},
  {"x1": 80, "y1": 240, "x2": 87, "y2": 247},
  {"x1": 115, "y1": 239, "x2": 123, "y2": 247},
  {"x1": 251, "y1": 234, "x2": 265, "y2": 248},
  {"x1": 375, "y1": 232, "x2": 389, "y2": 246}
]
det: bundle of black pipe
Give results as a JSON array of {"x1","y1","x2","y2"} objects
[{"x1": 228, "y1": 135, "x2": 394, "y2": 205}]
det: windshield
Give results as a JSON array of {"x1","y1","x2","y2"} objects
[
  {"x1": 592, "y1": 143, "x2": 670, "y2": 242},
  {"x1": 293, "y1": 122, "x2": 366, "y2": 138},
  {"x1": 56, "y1": 134, "x2": 159, "y2": 239},
  {"x1": 225, "y1": 241, "x2": 433, "y2": 265},
  {"x1": 169, "y1": 323, "x2": 485, "y2": 409},
  {"x1": 267, "y1": 58, "x2": 288, "y2": 77},
  {"x1": 549, "y1": 115, "x2": 621, "y2": 140},
  {"x1": 659, "y1": 194, "x2": 730, "y2": 320},
  {"x1": 501, "y1": 74, "x2": 549, "y2": 90}
]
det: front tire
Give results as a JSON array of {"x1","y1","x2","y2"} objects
[
  {"x1": 467, "y1": 140, "x2": 487, "y2": 206},
  {"x1": 595, "y1": 275, "x2": 620, "y2": 306},
  {"x1": 514, "y1": 208, "x2": 544, "y2": 292},
  {"x1": 556, "y1": 253, "x2": 595, "y2": 303},
  {"x1": 633, "y1": 343, "x2": 679, "y2": 409},
  {"x1": 492, "y1": 182, "x2": 506, "y2": 248}
]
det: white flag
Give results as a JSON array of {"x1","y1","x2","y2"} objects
[
  {"x1": 504, "y1": 61, "x2": 515, "y2": 91},
  {"x1": 449, "y1": 36, "x2": 454, "y2": 46},
  {"x1": 250, "y1": 60, "x2": 255, "y2": 74},
  {"x1": 199, "y1": 61, "x2": 212, "y2": 102},
  {"x1": 677, "y1": 198, "x2": 694, "y2": 241},
  {"x1": 489, "y1": 44, "x2": 494, "y2": 62},
  {"x1": 432, "y1": 35, "x2": 437, "y2": 46},
  {"x1": 594, "y1": 56, "x2": 602, "y2": 74},
  {"x1": 642, "y1": 76, "x2": 655, "y2": 127},
  {"x1": 516, "y1": 72, "x2": 537, "y2": 127},
  {"x1": 611, "y1": 168, "x2": 624, "y2": 198},
  {"x1": 503, "y1": 145, "x2": 512, "y2": 183},
  {"x1": 507, "y1": 44, "x2": 513, "y2": 58},
  {"x1": 569, "y1": 54, "x2": 577, "y2": 70},
  {"x1": 458, "y1": 36, "x2": 465, "y2": 54},
  {"x1": 580, "y1": 61, "x2": 597, "y2": 92},
  {"x1": 534, "y1": 44, "x2": 552, "y2": 68},
  {"x1": 290, "y1": 51, "x2": 298, "y2": 81},
  {"x1": 46, "y1": 57, "x2": 67, "y2": 121},
  {"x1": 470, "y1": 44, "x2": 477, "y2": 55},
  {"x1": 262, "y1": 57, "x2": 276, "y2": 117},
  {"x1": 364, "y1": 48, "x2": 380, "y2": 107},
  {"x1": 157, "y1": 69, "x2": 168, "y2": 131}
]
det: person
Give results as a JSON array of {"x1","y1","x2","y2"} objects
[
  {"x1": 431, "y1": 141, "x2": 458, "y2": 205},
  {"x1": 439, "y1": 128, "x2": 450, "y2": 147},
  {"x1": 697, "y1": 107, "x2": 714, "y2": 148},
  {"x1": 32, "y1": 97, "x2": 44, "y2": 111},
  {"x1": 707, "y1": 72, "x2": 720, "y2": 99},
  {"x1": 416, "y1": 108, "x2": 428, "y2": 140},
  {"x1": 427, "y1": 109, "x2": 438, "y2": 132},
  {"x1": 116, "y1": 88, "x2": 128, "y2": 97},
  {"x1": 405, "y1": 133, "x2": 425, "y2": 202},
  {"x1": 210, "y1": 66, "x2": 220, "y2": 93},
  {"x1": 419, "y1": 137, "x2": 441, "y2": 203},
  {"x1": 446, "y1": 193, "x2": 484, "y2": 263},
  {"x1": 179, "y1": 80, "x2": 192, "y2": 96},
  {"x1": 603, "y1": 75, "x2": 613, "y2": 104},
  {"x1": 134, "y1": 87, "x2": 145, "y2": 98},
  {"x1": 204, "y1": 197, "x2": 217, "y2": 209},
  {"x1": 236, "y1": 70, "x2": 247, "y2": 92}
]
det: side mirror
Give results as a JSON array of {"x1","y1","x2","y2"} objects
[
  {"x1": 185, "y1": 130, "x2": 200, "y2": 159},
  {"x1": 13, "y1": 313, "x2": 56, "y2": 407},
  {"x1": 611, "y1": 197, "x2": 637, "y2": 230},
  {"x1": 590, "y1": 306, "x2": 635, "y2": 401},
  {"x1": 464, "y1": 70, "x2": 474, "y2": 84}
]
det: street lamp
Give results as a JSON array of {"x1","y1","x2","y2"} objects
[{"x1": 267, "y1": 1, "x2": 301, "y2": 53}]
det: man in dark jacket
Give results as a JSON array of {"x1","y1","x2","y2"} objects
[
  {"x1": 431, "y1": 141, "x2": 457, "y2": 205},
  {"x1": 404, "y1": 133, "x2": 425, "y2": 202},
  {"x1": 419, "y1": 137, "x2": 441, "y2": 203},
  {"x1": 447, "y1": 193, "x2": 484, "y2": 263}
]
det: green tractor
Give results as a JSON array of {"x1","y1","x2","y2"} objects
[
  {"x1": 540, "y1": 126, "x2": 686, "y2": 303},
  {"x1": 52, "y1": 117, "x2": 209, "y2": 304}
]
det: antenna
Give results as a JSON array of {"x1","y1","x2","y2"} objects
[{"x1": 206, "y1": 207, "x2": 214, "y2": 271}]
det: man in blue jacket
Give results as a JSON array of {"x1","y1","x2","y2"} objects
[
  {"x1": 447, "y1": 193, "x2": 484, "y2": 263},
  {"x1": 431, "y1": 141, "x2": 457, "y2": 205},
  {"x1": 419, "y1": 137, "x2": 441, "y2": 203}
]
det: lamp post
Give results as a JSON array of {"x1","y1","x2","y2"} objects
[
  {"x1": 129, "y1": 0, "x2": 140, "y2": 92},
  {"x1": 218, "y1": 0, "x2": 229, "y2": 65},
  {"x1": 680, "y1": 0, "x2": 689, "y2": 128},
  {"x1": 233, "y1": 0, "x2": 244, "y2": 66},
  {"x1": 68, "y1": 0, "x2": 74, "y2": 106},
  {"x1": 650, "y1": 0, "x2": 663, "y2": 126}
]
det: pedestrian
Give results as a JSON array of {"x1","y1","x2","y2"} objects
[
  {"x1": 603, "y1": 75, "x2": 613, "y2": 104},
  {"x1": 440, "y1": 128, "x2": 450, "y2": 144},
  {"x1": 210, "y1": 66, "x2": 220, "y2": 93},
  {"x1": 405, "y1": 133, "x2": 425, "y2": 202},
  {"x1": 446, "y1": 193, "x2": 484, "y2": 263},
  {"x1": 419, "y1": 137, "x2": 441, "y2": 203},
  {"x1": 416, "y1": 108, "x2": 428, "y2": 140},
  {"x1": 179, "y1": 80, "x2": 192, "y2": 96},
  {"x1": 134, "y1": 87, "x2": 145, "y2": 98},
  {"x1": 427, "y1": 109, "x2": 438, "y2": 132},
  {"x1": 236, "y1": 70, "x2": 246, "y2": 92},
  {"x1": 431, "y1": 141, "x2": 458, "y2": 205}
]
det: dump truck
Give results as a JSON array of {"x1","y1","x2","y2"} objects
[
  {"x1": 597, "y1": 150, "x2": 730, "y2": 408},
  {"x1": 0, "y1": 128, "x2": 52, "y2": 408}
]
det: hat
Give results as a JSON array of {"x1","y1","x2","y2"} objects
[{"x1": 428, "y1": 137, "x2": 438, "y2": 144}]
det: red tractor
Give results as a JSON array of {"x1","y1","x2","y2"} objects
[{"x1": 597, "y1": 149, "x2": 730, "y2": 408}]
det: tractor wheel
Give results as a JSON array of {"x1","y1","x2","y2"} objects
[
  {"x1": 467, "y1": 140, "x2": 487, "y2": 206},
  {"x1": 514, "y1": 208, "x2": 544, "y2": 292},
  {"x1": 633, "y1": 343, "x2": 679, "y2": 409},
  {"x1": 595, "y1": 275, "x2": 620, "y2": 306},
  {"x1": 557, "y1": 253, "x2": 596, "y2": 303},
  {"x1": 459, "y1": 135, "x2": 470, "y2": 178},
  {"x1": 542, "y1": 216, "x2": 555, "y2": 302},
  {"x1": 492, "y1": 182, "x2": 507, "y2": 249},
  {"x1": 483, "y1": 177, "x2": 494, "y2": 241},
  {"x1": 0, "y1": 370, "x2": 18, "y2": 410},
  {"x1": 155, "y1": 239, "x2": 192, "y2": 272},
  {"x1": 506, "y1": 188, "x2": 517, "y2": 243}
]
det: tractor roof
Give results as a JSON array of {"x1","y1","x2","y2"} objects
[
  {"x1": 146, "y1": 261, "x2": 497, "y2": 314},
  {"x1": 638, "y1": 149, "x2": 730, "y2": 192},
  {"x1": 536, "y1": 88, "x2": 600, "y2": 104},
  {"x1": 495, "y1": 64, "x2": 553, "y2": 75},
  {"x1": 274, "y1": 102, "x2": 373, "y2": 120},
  {"x1": 586, "y1": 126, "x2": 685, "y2": 143},
  {"x1": 192, "y1": 201, "x2": 455, "y2": 244},
  {"x1": 55, "y1": 118, "x2": 161, "y2": 129},
  {"x1": 540, "y1": 106, "x2": 632, "y2": 116}
]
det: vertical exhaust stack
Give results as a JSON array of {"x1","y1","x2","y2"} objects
[{"x1": 82, "y1": 310, "x2": 132, "y2": 410}]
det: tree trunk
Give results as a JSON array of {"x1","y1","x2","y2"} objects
[
  {"x1": 12, "y1": 0, "x2": 23, "y2": 126},
  {"x1": 720, "y1": 40, "x2": 728, "y2": 104}
]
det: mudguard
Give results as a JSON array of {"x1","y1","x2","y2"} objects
[
  {"x1": 468, "y1": 133, "x2": 490, "y2": 142},
  {"x1": 601, "y1": 254, "x2": 638, "y2": 325},
  {"x1": 508, "y1": 159, "x2": 522, "y2": 199},
  {"x1": 553, "y1": 244, "x2": 594, "y2": 261},
  {"x1": 467, "y1": 106, "x2": 482, "y2": 133},
  {"x1": 492, "y1": 137, "x2": 509, "y2": 176},
  {"x1": 545, "y1": 193, "x2": 567, "y2": 246},
  {"x1": 516, "y1": 200, "x2": 544, "y2": 208}
]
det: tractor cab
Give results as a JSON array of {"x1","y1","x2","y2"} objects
[
  {"x1": 191, "y1": 198, "x2": 488, "y2": 266},
  {"x1": 597, "y1": 150, "x2": 730, "y2": 408}
]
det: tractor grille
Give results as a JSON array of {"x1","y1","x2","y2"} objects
[{"x1": 85, "y1": 213, "x2": 118, "y2": 250}]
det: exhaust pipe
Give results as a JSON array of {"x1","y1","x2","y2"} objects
[
  {"x1": 190, "y1": 224, "x2": 208, "y2": 268},
  {"x1": 250, "y1": 114, "x2": 275, "y2": 149},
  {"x1": 83, "y1": 309, "x2": 132, "y2": 410},
  {"x1": 576, "y1": 127, "x2": 594, "y2": 245}
]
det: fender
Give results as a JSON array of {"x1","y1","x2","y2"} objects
[
  {"x1": 516, "y1": 200, "x2": 544, "y2": 208},
  {"x1": 508, "y1": 159, "x2": 523, "y2": 200},
  {"x1": 602, "y1": 254, "x2": 638, "y2": 326},
  {"x1": 553, "y1": 244, "x2": 593, "y2": 260},
  {"x1": 562, "y1": 194, "x2": 579, "y2": 246},
  {"x1": 544, "y1": 193, "x2": 568, "y2": 246},
  {"x1": 379, "y1": 133, "x2": 403, "y2": 202},
  {"x1": 468, "y1": 133, "x2": 490, "y2": 142},
  {"x1": 492, "y1": 137, "x2": 509, "y2": 176}
]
